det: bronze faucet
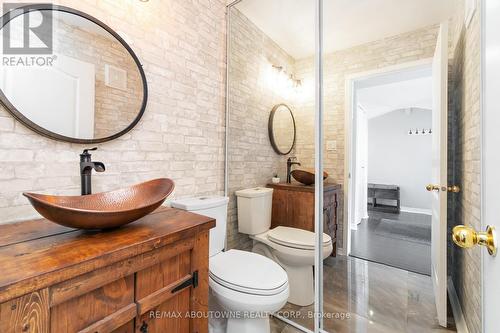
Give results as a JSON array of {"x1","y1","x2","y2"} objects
[
  {"x1": 80, "y1": 147, "x2": 105, "y2": 195},
  {"x1": 286, "y1": 157, "x2": 301, "y2": 183}
]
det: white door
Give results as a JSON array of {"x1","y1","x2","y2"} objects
[
  {"x1": 483, "y1": 1, "x2": 500, "y2": 331},
  {"x1": 0, "y1": 54, "x2": 95, "y2": 138},
  {"x1": 430, "y1": 22, "x2": 448, "y2": 327}
]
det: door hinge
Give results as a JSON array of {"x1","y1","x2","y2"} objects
[{"x1": 172, "y1": 271, "x2": 199, "y2": 294}]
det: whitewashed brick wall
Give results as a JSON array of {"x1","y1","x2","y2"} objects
[
  {"x1": 227, "y1": 8, "x2": 296, "y2": 250},
  {"x1": 0, "y1": 0, "x2": 227, "y2": 223}
]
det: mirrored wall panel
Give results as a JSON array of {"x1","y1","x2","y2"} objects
[{"x1": 227, "y1": 1, "x2": 320, "y2": 332}]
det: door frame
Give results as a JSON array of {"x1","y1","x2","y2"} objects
[
  {"x1": 480, "y1": 0, "x2": 485, "y2": 328},
  {"x1": 343, "y1": 58, "x2": 433, "y2": 255}
]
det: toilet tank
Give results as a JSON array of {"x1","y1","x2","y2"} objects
[
  {"x1": 234, "y1": 187, "x2": 273, "y2": 235},
  {"x1": 170, "y1": 196, "x2": 229, "y2": 257}
]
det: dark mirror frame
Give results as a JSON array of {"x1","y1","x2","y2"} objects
[
  {"x1": 0, "y1": 4, "x2": 148, "y2": 144},
  {"x1": 268, "y1": 103, "x2": 296, "y2": 155}
]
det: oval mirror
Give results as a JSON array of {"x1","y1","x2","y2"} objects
[
  {"x1": 0, "y1": 5, "x2": 147, "y2": 143},
  {"x1": 268, "y1": 104, "x2": 296, "y2": 155}
]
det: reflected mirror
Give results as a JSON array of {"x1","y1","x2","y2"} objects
[
  {"x1": 0, "y1": 5, "x2": 147, "y2": 143},
  {"x1": 268, "y1": 103, "x2": 296, "y2": 155}
]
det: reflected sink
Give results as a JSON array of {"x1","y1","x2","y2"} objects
[
  {"x1": 291, "y1": 169, "x2": 328, "y2": 185},
  {"x1": 23, "y1": 178, "x2": 175, "y2": 230}
]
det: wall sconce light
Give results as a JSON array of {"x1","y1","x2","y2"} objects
[{"x1": 272, "y1": 64, "x2": 302, "y2": 90}]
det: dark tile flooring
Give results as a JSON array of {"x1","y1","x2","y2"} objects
[
  {"x1": 271, "y1": 256, "x2": 456, "y2": 333},
  {"x1": 350, "y1": 210, "x2": 432, "y2": 275}
]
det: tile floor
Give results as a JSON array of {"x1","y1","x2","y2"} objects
[
  {"x1": 351, "y1": 211, "x2": 432, "y2": 275},
  {"x1": 270, "y1": 255, "x2": 456, "y2": 333}
]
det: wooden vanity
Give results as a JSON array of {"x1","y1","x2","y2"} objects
[
  {"x1": 267, "y1": 183, "x2": 340, "y2": 256},
  {"x1": 0, "y1": 207, "x2": 214, "y2": 333}
]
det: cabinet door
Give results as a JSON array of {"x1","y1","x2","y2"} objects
[
  {"x1": 135, "y1": 232, "x2": 209, "y2": 333},
  {"x1": 50, "y1": 275, "x2": 135, "y2": 333},
  {"x1": 287, "y1": 190, "x2": 314, "y2": 232},
  {"x1": 323, "y1": 191, "x2": 338, "y2": 256},
  {"x1": 0, "y1": 289, "x2": 49, "y2": 333},
  {"x1": 112, "y1": 321, "x2": 135, "y2": 333},
  {"x1": 270, "y1": 187, "x2": 289, "y2": 229}
]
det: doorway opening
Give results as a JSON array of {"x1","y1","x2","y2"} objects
[{"x1": 346, "y1": 61, "x2": 434, "y2": 275}]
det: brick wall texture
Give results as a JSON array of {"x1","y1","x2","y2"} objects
[
  {"x1": 0, "y1": 0, "x2": 227, "y2": 223},
  {"x1": 227, "y1": 8, "x2": 296, "y2": 250}
]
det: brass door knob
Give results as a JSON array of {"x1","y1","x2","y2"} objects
[
  {"x1": 426, "y1": 184, "x2": 441, "y2": 191},
  {"x1": 452, "y1": 225, "x2": 497, "y2": 256},
  {"x1": 447, "y1": 185, "x2": 460, "y2": 193}
]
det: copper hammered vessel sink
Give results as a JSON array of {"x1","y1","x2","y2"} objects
[
  {"x1": 291, "y1": 169, "x2": 329, "y2": 186},
  {"x1": 23, "y1": 178, "x2": 175, "y2": 229}
]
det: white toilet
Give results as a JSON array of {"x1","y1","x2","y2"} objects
[
  {"x1": 170, "y1": 196, "x2": 289, "y2": 333},
  {"x1": 235, "y1": 187, "x2": 333, "y2": 306}
]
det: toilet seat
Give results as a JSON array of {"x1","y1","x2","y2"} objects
[
  {"x1": 267, "y1": 226, "x2": 332, "y2": 250},
  {"x1": 209, "y1": 249, "x2": 288, "y2": 296}
]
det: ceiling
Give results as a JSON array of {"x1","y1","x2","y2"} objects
[
  {"x1": 234, "y1": 0, "x2": 453, "y2": 59},
  {"x1": 357, "y1": 66, "x2": 433, "y2": 119}
]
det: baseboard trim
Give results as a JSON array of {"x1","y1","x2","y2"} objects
[
  {"x1": 448, "y1": 277, "x2": 470, "y2": 333},
  {"x1": 400, "y1": 206, "x2": 432, "y2": 215},
  {"x1": 337, "y1": 248, "x2": 347, "y2": 256}
]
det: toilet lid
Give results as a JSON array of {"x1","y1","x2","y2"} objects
[
  {"x1": 268, "y1": 226, "x2": 332, "y2": 250},
  {"x1": 209, "y1": 250, "x2": 288, "y2": 296}
]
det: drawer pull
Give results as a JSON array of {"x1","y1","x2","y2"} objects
[
  {"x1": 137, "y1": 271, "x2": 198, "y2": 315},
  {"x1": 172, "y1": 270, "x2": 198, "y2": 293}
]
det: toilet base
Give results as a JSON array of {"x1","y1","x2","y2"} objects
[
  {"x1": 227, "y1": 317, "x2": 270, "y2": 333},
  {"x1": 208, "y1": 295, "x2": 271, "y2": 333},
  {"x1": 284, "y1": 265, "x2": 314, "y2": 306},
  {"x1": 252, "y1": 242, "x2": 314, "y2": 307}
]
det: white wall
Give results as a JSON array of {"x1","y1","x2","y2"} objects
[
  {"x1": 367, "y1": 108, "x2": 432, "y2": 212},
  {"x1": 353, "y1": 106, "x2": 368, "y2": 225}
]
